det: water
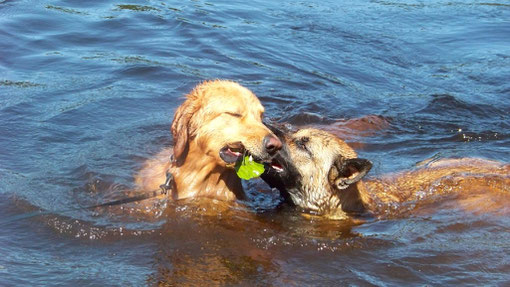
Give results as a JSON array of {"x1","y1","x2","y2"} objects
[{"x1": 1, "y1": 0, "x2": 510, "y2": 285}]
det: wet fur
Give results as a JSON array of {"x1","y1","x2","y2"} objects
[
  {"x1": 135, "y1": 80, "x2": 278, "y2": 201},
  {"x1": 264, "y1": 128, "x2": 510, "y2": 219}
]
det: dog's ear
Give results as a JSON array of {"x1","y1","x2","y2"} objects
[
  {"x1": 171, "y1": 97, "x2": 199, "y2": 165},
  {"x1": 328, "y1": 157, "x2": 372, "y2": 190}
]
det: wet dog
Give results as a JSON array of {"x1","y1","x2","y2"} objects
[
  {"x1": 262, "y1": 127, "x2": 510, "y2": 219},
  {"x1": 135, "y1": 80, "x2": 281, "y2": 201}
]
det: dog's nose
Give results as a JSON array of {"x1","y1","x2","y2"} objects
[{"x1": 263, "y1": 134, "x2": 282, "y2": 155}]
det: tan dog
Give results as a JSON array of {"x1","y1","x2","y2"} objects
[
  {"x1": 135, "y1": 80, "x2": 281, "y2": 201},
  {"x1": 262, "y1": 128, "x2": 510, "y2": 219}
]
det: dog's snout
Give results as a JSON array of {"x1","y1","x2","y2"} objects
[{"x1": 263, "y1": 134, "x2": 282, "y2": 154}]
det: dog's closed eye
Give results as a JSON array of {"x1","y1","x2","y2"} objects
[{"x1": 225, "y1": 112, "x2": 242, "y2": 118}]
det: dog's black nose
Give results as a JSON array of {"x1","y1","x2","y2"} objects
[{"x1": 263, "y1": 134, "x2": 282, "y2": 155}]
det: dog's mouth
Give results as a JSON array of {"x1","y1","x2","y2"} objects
[
  {"x1": 220, "y1": 142, "x2": 285, "y2": 170},
  {"x1": 219, "y1": 142, "x2": 246, "y2": 164},
  {"x1": 268, "y1": 159, "x2": 284, "y2": 173}
]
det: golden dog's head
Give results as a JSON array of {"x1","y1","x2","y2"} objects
[
  {"x1": 171, "y1": 80, "x2": 281, "y2": 167},
  {"x1": 262, "y1": 127, "x2": 372, "y2": 218}
]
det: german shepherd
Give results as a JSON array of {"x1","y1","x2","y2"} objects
[{"x1": 262, "y1": 127, "x2": 510, "y2": 219}]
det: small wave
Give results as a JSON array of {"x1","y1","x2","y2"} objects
[{"x1": 419, "y1": 94, "x2": 505, "y2": 119}]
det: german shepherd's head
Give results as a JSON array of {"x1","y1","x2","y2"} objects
[{"x1": 262, "y1": 126, "x2": 372, "y2": 219}]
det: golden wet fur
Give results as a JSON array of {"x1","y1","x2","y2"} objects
[
  {"x1": 135, "y1": 80, "x2": 279, "y2": 201},
  {"x1": 269, "y1": 128, "x2": 510, "y2": 219}
]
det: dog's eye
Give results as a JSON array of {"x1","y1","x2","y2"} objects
[
  {"x1": 225, "y1": 112, "x2": 242, "y2": 118},
  {"x1": 295, "y1": 137, "x2": 310, "y2": 151}
]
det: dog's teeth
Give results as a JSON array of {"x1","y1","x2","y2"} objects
[
  {"x1": 228, "y1": 148, "x2": 243, "y2": 157},
  {"x1": 272, "y1": 165, "x2": 284, "y2": 173}
]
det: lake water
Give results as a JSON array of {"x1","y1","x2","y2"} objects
[{"x1": 1, "y1": 0, "x2": 510, "y2": 285}]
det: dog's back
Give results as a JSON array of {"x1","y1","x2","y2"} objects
[{"x1": 364, "y1": 158, "x2": 510, "y2": 216}]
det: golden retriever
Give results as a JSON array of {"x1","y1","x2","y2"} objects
[
  {"x1": 135, "y1": 80, "x2": 281, "y2": 202},
  {"x1": 262, "y1": 127, "x2": 510, "y2": 219}
]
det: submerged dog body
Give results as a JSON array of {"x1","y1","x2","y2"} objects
[
  {"x1": 135, "y1": 80, "x2": 281, "y2": 202},
  {"x1": 263, "y1": 128, "x2": 510, "y2": 219}
]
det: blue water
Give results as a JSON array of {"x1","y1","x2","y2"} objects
[{"x1": 1, "y1": 0, "x2": 510, "y2": 285}]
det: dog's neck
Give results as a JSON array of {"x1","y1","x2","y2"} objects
[
  {"x1": 339, "y1": 179, "x2": 412, "y2": 217},
  {"x1": 328, "y1": 180, "x2": 399, "y2": 218},
  {"x1": 170, "y1": 145, "x2": 244, "y2": 201}
]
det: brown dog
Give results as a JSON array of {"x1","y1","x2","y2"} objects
[
  {"x1": 262, "y1": 128, "x2": 510, "y2": 219},
  {"x1": 135, "y1": 80, "x2": 281, "y2": 202}
]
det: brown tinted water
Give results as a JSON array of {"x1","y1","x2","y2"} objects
[{"x1": 1, "y1": 0, "x2": 510, "y2": 285}]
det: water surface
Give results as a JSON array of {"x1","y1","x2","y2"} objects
[{"x1": 1, "y1": 0, "x2": 510, "y2": 285}]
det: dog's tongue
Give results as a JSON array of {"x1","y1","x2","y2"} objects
[
  {"x1": 228, "y1": 147, "x2": 242, "y2": 157},
  {"x1": 235, "y1": 155, "x2": 265, "y2": 180}
]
